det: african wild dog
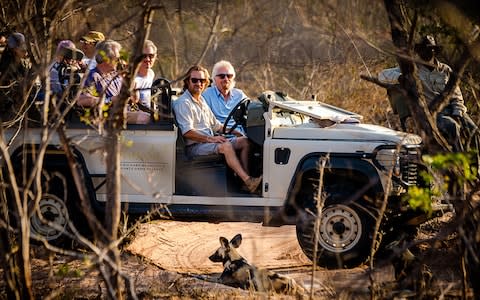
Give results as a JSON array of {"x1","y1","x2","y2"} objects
[{"x1": 209, "y1": 233, "x2": 305, "y2": 295}]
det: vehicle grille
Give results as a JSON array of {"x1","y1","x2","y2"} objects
[{"x1": 399, "y1": 147, "x2": 419, "y2": 186}]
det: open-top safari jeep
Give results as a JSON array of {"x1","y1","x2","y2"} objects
[{"x1": 3, "y1": 79, "x2": 435, "y2": 269}]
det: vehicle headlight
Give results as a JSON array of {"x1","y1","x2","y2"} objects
[
  {"x1": 401, "y1": 134, "x2": 422, "y2": 146},
  {"x1": 374, "y1": 148, "x2": 401, "y2": 176}
]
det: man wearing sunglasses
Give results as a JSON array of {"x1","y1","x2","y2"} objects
[
  {"x1": 203, "y1": 60, "x2": 248, "y2": 135},
  {"x1": 173, "y1": 65, "x2": 262, "y2": 193},
  {"x1": 126, "y1": 40, "x2": 157, "y2": 124}
]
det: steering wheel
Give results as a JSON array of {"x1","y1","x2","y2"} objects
[{"x1": 222, "y1": 98, "x2": 251, "y2": 135}]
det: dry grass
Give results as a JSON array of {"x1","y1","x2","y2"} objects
[{"x1": 236, "y1": 57, "x2": 403, "y2": 130}]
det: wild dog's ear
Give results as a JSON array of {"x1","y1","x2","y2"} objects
[
  {"x1": 220, "y1": 236, "x2": 229, "y2": 248},
  {"x1": 231, "y1": 234, "x2": 242, "y2": 248}
]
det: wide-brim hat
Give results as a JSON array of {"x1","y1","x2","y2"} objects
[
  {"x1": 61, "y1": 46, "x2": 85, "y2": 60},
  {"x1": 414, "y1": 35, "x2": 442, "y2": 51},
  {"x1": 56, "y1": 40, "x2": 76, "y2": 55},
  {"x1": 80, "y1": 31, "x2": 105, "y2": 43}
]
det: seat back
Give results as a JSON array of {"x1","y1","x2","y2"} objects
[
  {"x1": 172, "y1": 103, "x2": 228, "y2": 196},
  {"x1": 172, "y1": 105, "x2": 224, "y2": 163},
  {"x1": 151, "y1": 77, "x2": 173, "y2": 122}
]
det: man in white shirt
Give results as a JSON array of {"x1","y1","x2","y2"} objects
[{"x1": 127, "y1": 40, "x2": 157, "y2": 124}]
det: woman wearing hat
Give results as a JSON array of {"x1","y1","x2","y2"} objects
[{"x1": 49, "y1": 40, "x2": 84, "y2": 97}]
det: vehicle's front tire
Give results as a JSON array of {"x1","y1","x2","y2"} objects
[{"x1": 296, "y1": 200, "x2": 380, "y2": 269}]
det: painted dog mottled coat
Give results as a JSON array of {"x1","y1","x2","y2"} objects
[{"x1": 209, "y1": 234, "x2": 305, "y2": 295}]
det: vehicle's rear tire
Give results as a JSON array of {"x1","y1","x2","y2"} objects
[
  {"x1": 296, "y1": 198, "x2": 380, "y2": 269},
  {"x1": 30, "y1": 193, "x2": 69, "y2": 243},
  {"x1": 29, "y1": 169, "x2": 89, "y2": 246}
]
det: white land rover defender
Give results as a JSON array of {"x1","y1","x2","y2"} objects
[{"x1": 3, "y1": 80, "x2": 431, "y2": 269}]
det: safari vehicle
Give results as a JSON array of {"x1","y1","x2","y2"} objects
[{"x1": 3, "y1": 80, "x2": 431, "y2": 269}]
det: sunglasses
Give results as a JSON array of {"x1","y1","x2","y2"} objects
[
  {"x1": 142, "y1": 54, "x2": 156, "y2": 60},
  {"x1": 190, "y1": 77, "x2": 207, "y2": 84},
  {"x1": 80, "y1": 40, "x2": 95, "y2": 45},
  {"x1": 216, "y1": 73, "x2": 234, "y2": 79}
]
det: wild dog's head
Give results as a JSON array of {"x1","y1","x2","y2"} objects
[{"x1": 209, "y1": 233, "x2": 243, "y2": 265}]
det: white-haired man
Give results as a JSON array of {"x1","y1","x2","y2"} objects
[
  {"x1": 77, "y1": 39, "x2": 122, "y2": 107},
  {"x1": 203, "y1": 60, "x2": 248, "y2": 135}
]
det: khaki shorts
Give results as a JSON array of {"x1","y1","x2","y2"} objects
[{"x1": 186, "y1": 137, "x2": 237, "y2": 157}]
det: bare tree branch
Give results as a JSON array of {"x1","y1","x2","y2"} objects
[
  {"x1": 383, "y1": 0, "x2": 450, "y2": 153},
  {"x1": 195, "y1": 0, "x2": 221, "y2": 65}
]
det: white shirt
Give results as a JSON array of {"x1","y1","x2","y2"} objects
[
  {"x1": 82, "y1": 57, "x2": 97, "y2": 71},
  {"x1": 173, "y1": 90, "x2": 221, "y2": 146},
  {"x1": 134, "y1": 69, "x2": 155, "y2": 107}
]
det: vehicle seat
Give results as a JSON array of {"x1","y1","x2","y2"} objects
[
  {"x1": 173, "y1": 110, "x2": 228, "y2": 196},
  {"x1": 151, "y1": 77, "x2": 174, "y2": 123},
  {"x1": 175, "y1": 126, "x2": 225, "y2": 163},
  {"x1": 172, "y1": 107, "x2": 224, "y2": 163}
]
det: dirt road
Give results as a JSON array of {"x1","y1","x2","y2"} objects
[
  {"x1": 127, "y1": 220, "x2": 311, "y2": 274},
  {"x1": 126, "y1": 220, "x2": 395, "y2": 293},
  {"x1": 14, "y1": 215, "x2": 462, "y2": 298}
]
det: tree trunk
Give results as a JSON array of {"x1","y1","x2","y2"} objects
[
  {"x1": 383, "y1": 0, "x2": 448, "y2": 153},
  {"x1": 102, "y1": 7, "x2": 156, "y2": 298},
  {"x1": 104, "y1": 125, "x2": 124, "y2": 299},
  {"x1": 0, "y1": 132, "x2": 34, "y2": 299},
  {"x1": 0, "y1": 207, "x2": 22, "y2": 299}
]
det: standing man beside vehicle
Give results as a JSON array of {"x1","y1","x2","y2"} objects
[
  {"x1": 378, "y1": 35, "x2": 476, "y2": 151},
  {"x1": 203, "y1": 60, "x2": 248, "y2": 135},
  {"x1": 0, "y1": 32, "x2": 33, "y2": 121},
  {"x1": 173, "y1": 65, "x2": 262, "y2": 193}
]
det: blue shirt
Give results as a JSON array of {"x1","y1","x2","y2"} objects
[
  {"x1": 83, "y1": 67, "x2": 122, "y2": 103},
  {"x1": 203, "y1": 86, "x2": 248, "y2": 133}
]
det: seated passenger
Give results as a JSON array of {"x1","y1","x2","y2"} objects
[
  {"x1": 77, "y1": 39, "x2": 122, "y2": 108},
  {"x1": 173, "y1": 65, "x2": 262, "y2": 193},
  {"x1": 126, "y1": 40, "x2": 157, "y2": 124},
  {"x1": 50, "y1": 40, "x2": 84, "y2": 99},
  {"x1": 0, "y1": 32, "x2": 33, "y2": 121},
  {"x1": 203, "y1": 60, "x2": 248, "y2": 135},
  {"x1": 0, "y1": 31, "x2": 7, "y2": 59},
  {"x1": 79, "y1": 30, "x2": 105, "y2": 72}
]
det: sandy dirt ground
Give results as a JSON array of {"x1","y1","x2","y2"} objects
[
  {"x1": 1, "y1": 216, "x2": 468, "y2": 299},
  {"x1": 126, "y1": 220, "x2": 312, "y2": 274},
  {"x1": 126, "y1": 220, "x2": 396, "y2": 295}
]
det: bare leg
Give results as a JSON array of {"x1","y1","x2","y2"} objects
[
  {"x1": 218, "y1": 142, "x2": 249, "y2": 182},
  {"x1": 233, "y1": 137, "x2": 250, "y2": 174}
]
